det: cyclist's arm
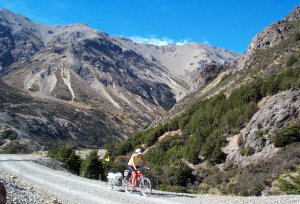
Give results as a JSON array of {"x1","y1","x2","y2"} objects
[
  {"x1": 132, "y1": 155, "x2": 138, "y2": 171},
  {"x1": 141, "y1": 155, "x2": 148, "y2": 167}
]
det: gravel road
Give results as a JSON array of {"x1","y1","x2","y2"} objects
[{"x1": 0, "y1": 154, "x2": 300, "y2": 204}]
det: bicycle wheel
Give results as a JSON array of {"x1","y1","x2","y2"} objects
[
  {"x1": 107, "y1": 178, "x2": 114, "y2": 190},
  {"x1": 124, "y1": 177, "x2": 134, "y2": 193},
  {"x1": 122, "y1": 178, "x2": 128, "y2": 187},
  {"x1": 140, "y1": 178, "x2": 152, "y2": 196}
]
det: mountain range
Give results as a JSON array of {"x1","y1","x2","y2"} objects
[{"x1": 0, "y1": 8, "x2": 238, "y2": 148}]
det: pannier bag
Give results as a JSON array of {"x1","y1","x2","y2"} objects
[{"x1": 107, "y1": 172, "x2": 123, "y2": 186}]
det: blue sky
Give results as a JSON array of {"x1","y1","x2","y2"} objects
[{"x1": 0, "y1": 0, "x2": 299, "y2": 53}]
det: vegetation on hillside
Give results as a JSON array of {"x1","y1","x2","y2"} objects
[
  {"x1": 1, "y1": 129, "x2": 18, "y2": 140},
  {"x1": 47, "y1": 145, "x2": 82, "y2": 174},
  {"x1": 47, "y1": 145, "x2": 106, "y2": 180},
  {"x1": 271, "y1": 120, "x2": 300, "y2": 147},
  {"x1": 0, "y1": 80, "x2": 121, "y2": 148},
  {"x1": 108, "y1": 65, "x2": 300, "y2": 194},
  {"x1": 278, "y1": 166, "x2": 300, "y2": 194}
]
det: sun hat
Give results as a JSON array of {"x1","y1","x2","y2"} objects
[{"x1": 135, "y1": 148, "x2": 142, "y2": 154}]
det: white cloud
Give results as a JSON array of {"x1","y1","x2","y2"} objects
[
  {"x1": 129, "y1": 36, "x2": 192, "y2": 46},
  {"x1": 175, "y1": 40, "x2": 190, "y2": 46},
  {"x1": 201, "y1": 37, "x2": 210, "y2": 45},
  {"x1": 129, "y1": 36, "x2": 173, "y2": 46}
]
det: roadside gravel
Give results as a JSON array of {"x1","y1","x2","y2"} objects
[
  {"x1": 0, "y1": 169, "x2": 60, "y2": 204},
  {"x1": 0, "y1": 154, "x2": 300, "y2": 204}
]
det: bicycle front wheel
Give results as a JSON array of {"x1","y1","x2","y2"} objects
[{"x1": 140, "y1": 178, "x2": 152, "y2": 196}]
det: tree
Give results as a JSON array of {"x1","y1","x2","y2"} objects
[
  {"x1": 271, "y1": 120, "x2": 300, "y2": 147},
  {"x1": 47, "y1": 145, "x2": 81, "y2": 174},
  {"x1": 1, "y1": 129, "x2": 18, "y2": 140},
  {"x1": 80, "y1": 150, "x2": 104, "y2": 180}
]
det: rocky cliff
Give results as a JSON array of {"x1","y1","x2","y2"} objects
[
  {"x1": 224, "y1": 89, "x2": 300, "y2": 166},
  {"x1": 232, "y1": 6, "x2": 300, "y2": 71}
]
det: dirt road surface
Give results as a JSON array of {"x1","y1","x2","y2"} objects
[{"x1": 0, "y1": 154, "x2": 300, "y2": 204}]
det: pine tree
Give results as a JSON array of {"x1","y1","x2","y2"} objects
[{"x1": 80, "y1": 150, "x2": 104, "y2": 180}]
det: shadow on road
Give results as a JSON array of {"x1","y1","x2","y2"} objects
[
  {"x1": 152, "y1": 192, "x2": 196, "y2": 198},
  {"x1": 115, "y1": 189, "x2": 196, "y2": 198},
  {"x1": 0, "y1": 160, "x2": 34, "y2": 162}
]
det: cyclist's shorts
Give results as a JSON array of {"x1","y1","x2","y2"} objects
[{"x1": 127, "y1": 165, "x2": 140, "y2": 173}]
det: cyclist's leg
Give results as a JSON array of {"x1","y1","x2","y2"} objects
[{"x1": 127, "y1": 165, "x2": 135, "y2": 185}]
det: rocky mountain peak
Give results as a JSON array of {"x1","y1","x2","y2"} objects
[
  {"x1": 232, "y1": 6, "x2": 300, "y2": 71},
  {"x1": 113, "y1": 37, "x2": 239, "y2": 92},
  {"x1": 285, "y1": 6, "x2": 300, "y2": 21}
]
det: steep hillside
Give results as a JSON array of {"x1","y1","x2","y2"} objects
[
  {"x1": 0, "y1": 9, "x2": 238, "y2": 148},
  {"x1": 110, "y1": 6, "x2": 300, "y2": 195},
  {"x1": 0, "y1": 80, "x2": 121, "y2": 149},
  {"x1": 112, "y1": 38, "x2": 239, "y2": 93},
  {"x1": 152, "y1": 6, "x2": 300, "y2": 127}
]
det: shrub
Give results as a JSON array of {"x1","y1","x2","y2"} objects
[
  {"x1": 80, "y1": 150, "x2": 104, "y2": 180},
  {"x1": 271, "y1": 120, "x2": 300, "y2": 147},
  {"x1": 0, "y1": 141, "x2": 30, "y2": 154},
  {"x1": 1, "y1": 141, "x2": 18, "y2": 154},
  {"x1": 1, "y1": 130, "x2": 18, "y2": 140},
  {"x1": 240, "y1": 145, "x2": 255, "y2": 156},
  {"x1": 286, "y1": 55, "x2": 298, "y2": 67},
  {"x1": 294, "y1": 32, "x2": 300, "y2": 41},
  {"x1": 278, "y1": 166, "x2": 300, "y2": 194},
  {"x1": 47, "y1": 145, "x2": 81, "y2": 174}
]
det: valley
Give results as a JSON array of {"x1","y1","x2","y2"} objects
[{"x1": 0, "y1": 4, "x2": 300, "y2": 203}]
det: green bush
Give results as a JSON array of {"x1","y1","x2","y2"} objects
[
  {"x1": 1, "y1": 141, "x2": 18, "y2": 154},
  {"x1": 47, "y1": 145, "x2": 81, "y2": 174},
  {"x1": 271, "y1": 120, "x2": 300, "y2": 147},
  {"x1": 240, "y1": 145, "x2": 255, "y2": 156},
  {"x1": 0, "y1": 141, "x2": 30, "y2": 154},
  {"x1": 1, "y1": 129, "x2": 18, "y2": 140},
  {"x1": 80, "y1": 150, "x2": 104, "y2": 180},
  {"x1": 278, "y1": 167, "x2": 300, "y2": 194},
  {"x1": 294, "y1": 32, "x2": 300, "y2": 41},
  {"x1": 286, "y1": 55, "x2": 298, "y2": 67}
]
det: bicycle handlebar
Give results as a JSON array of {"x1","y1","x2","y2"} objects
[{"x1": 136, "y1": 167, "x2": 150, "y2": 171}]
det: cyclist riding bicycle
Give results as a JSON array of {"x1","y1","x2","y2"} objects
[{"x1": 127, "y1": 148, "x2": 149, "y2": 187}]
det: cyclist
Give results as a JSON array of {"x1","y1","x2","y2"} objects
[{"x1": 127, "y1": 148, "x2": 148, "y2": 187}]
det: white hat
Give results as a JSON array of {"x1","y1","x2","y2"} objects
[{"x1": 135, "y1": 148, "x2": 142, "y2": 154}]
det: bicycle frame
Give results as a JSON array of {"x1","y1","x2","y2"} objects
[{"x1": 125, "y1": 168, "x2": 152, "y2": 196}]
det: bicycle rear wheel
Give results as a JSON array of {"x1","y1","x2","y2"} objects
[
  {"x1": 125, "y1": 177, "x2": 134, "y2": 193},
  {"x1": 140, "y1": 178, "x2": 152, "y2": 196},
  {"x1": 107, "y1": 178, "x2": 115, "y2": 190}
]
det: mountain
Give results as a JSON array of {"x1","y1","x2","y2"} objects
[
  {"x1": 0, "y1": 80, "x2": 120, "y2": 148},
  {"x1": 232, "y1": 5, "x2": 300, "y2": 71},
  {"x1": 112, "y1": 38, "x2": 239, "y2": 92},
  {"x1": 0, "y1": 8, "x2": 238, "y2": 148},
  {"x1": 111, "y1": 6, "x2": 300, "y2": 196}
]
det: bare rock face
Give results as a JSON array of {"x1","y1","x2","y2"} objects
[
  {"x1": 0, "y1": 182, "x2": 7, "y2": 204},
  {"x1": 242, "y1": 90, "x2": 300, "y2": 148},
  {"x1": 232, "y1": 6, "x2": 300, "y2": 71},
  {"x1": 113, "y1": 39, "x2": 240, "y2": 92},
  {"x1": 0, "y1": 9, "x2": 44, "y2": 70},
  {"x1": 286, "y1": 6, "x2": 300, "y2": 21},
  {"x1": 225, "y1": 89, "x2": 300, "y2": 166}
]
